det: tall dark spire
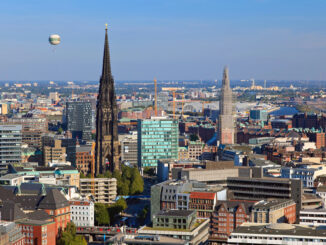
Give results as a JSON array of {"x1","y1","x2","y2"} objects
[
  {"x1": 102, "y1": 24, "x2": 112, "y2": 78},
  {"x1": 95, "y1": 25, "x2": 120, "y2": 175}
]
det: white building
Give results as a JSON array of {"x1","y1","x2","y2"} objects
[
  {"x1": 228, "y1": 223, "x2": 326, "y2": 244},
  {"x1": 70, "y1": 199, "x2": 94, "y2": 227},
  {"x1": 300, "y1": 209, "x2": 326, "y2": 226},
  {"x1": 281, "y1": 165, "x2": 326, "y2": 188},
  {"x1": 316, "y1": 186, "x2": 326, "y2": 208}
]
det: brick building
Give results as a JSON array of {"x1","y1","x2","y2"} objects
[
  {"x1": 0, "y1": 185, "x2": 70, "y2": 238},
  {"x1": 211, "y1": 200, "x2": 254, "y2": 243},
  {"x1": 251, "y1": 199, "x2": 296, "y2": 224},
  {"x1": 75, "y1": 145, "x2": 93, "y2": 175},
  {"x1": 189, "y1": 192, "x2": 217, "y2": 219}
]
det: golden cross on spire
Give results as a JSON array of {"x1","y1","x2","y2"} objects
[{"x1": 105, "y1": 23, "x2": 108, "y2": 30}]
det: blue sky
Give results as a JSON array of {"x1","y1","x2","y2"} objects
[{"x1": 0, "y1": 0, "x2": 326, "y2": 81}]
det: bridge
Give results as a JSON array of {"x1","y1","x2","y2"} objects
[{"x1": 76, "y1": 226, "x2": 137, "y2": 241}]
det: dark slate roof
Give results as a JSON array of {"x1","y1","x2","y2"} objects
[
  {"x1": 57, "y1": 166, "x2": 76, "y2": 171},
  {"x1": 19, "y1": 183, "x2": 44, "y2": 195},
  {"x1": 0, "y1": 201, "x2": 27, "y2": 221},
  {"x1": 35, "y1": 167, "x2": 55, "y2": 171},
  {"x1": 0, "y1": 186, "x2": 16, "y2": 202},
  {"x1": 15, "y1": 195, "x2": 41, "y2": 211},
  {"x1": 27, "y1": 210, "x2": 51, "y2": 221},
  {"x1": 38, "y1": 189, "x2": 69, "y2": 210}
]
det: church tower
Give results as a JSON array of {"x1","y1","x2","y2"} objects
[
  {"x1": 218, "y1": 67, "x2": 235, "y2": 145},
  {"x1": 95, "y1": 25, "x2": 120, "y2": 174}
]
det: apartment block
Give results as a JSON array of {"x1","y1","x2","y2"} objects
[
  {"x1": 251, "y1": 199, "x2": 296, "y2": 224},
  {"x1": 43, "y1": 140, "x2": 66, "y2": 166},
  {"x1": 79, "y1": 178, "x2": 117, "y2": 204},
  {"x1": 70, "y1": 199, "x2": 94, "y2": 227}
]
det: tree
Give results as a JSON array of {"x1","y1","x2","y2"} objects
[
  {"x1": 118, "y1": 180, "x2": 130, "y2": 195},
  {"x1": 138, "y1": 205, "x2": 149, "y2": 224},
  {"x1": 57, "y1": 222, "x2": 87, "y2": 245},
  {"x1": 80, "y1": 172, "x2": 86, "y2": 178},
  {"x1": 108, "y1": 198, "x2": 128, "y2": 223},
  {"x1": 143, "y1": 167, "x2": 155, "y2": 176},
  {"x1": 58, "y1": 127, "x2": 63, "y2": 134},
  {"x1": 130, "y1": 168, "x2": 144, "y2": 195},
  {"x1": 95, "y1": 203, "x2": 110, "y2": 226},
  {"x1": 190, "y1": 134, "x2": 199, "y2": 141}
]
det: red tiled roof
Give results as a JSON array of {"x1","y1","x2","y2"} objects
[{"x1": 190, "y1": 192, "x2": 216, "y2": 200}]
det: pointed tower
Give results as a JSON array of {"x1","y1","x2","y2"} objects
[
  {"x1": 95, "y1": 25, "x2": 120, "y2": 174},
  {"x1": 218, "y1": 66, "x2": 235, "y2": 145}
]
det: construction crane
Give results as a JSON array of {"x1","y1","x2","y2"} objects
[
  {"x1": 202, "y1": 101, "x2": 211, "y2": 116},
  {"x1": 154, "y1": 78, "x2": 158, "y2": 116},
  {"x1": 91, "y1": 142, "x2": 96, "y2": 197}
]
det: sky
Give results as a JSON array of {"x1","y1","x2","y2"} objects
[{"x1": 0, "y1": 0, "x2": 326, "y2": 81}]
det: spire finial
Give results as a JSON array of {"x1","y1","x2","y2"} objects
[{"x1": 105, "y1": 23, "x2": 108, "y2": 30}]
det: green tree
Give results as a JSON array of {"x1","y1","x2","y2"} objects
[
  {"x1": 190, "y1": 134, "x2": 199, "y2": 141},
  {"x1": 58, "y1": 127, "x2": 63, "y2": 134},
  {"x1": 108, "y1": 198, "x2": 128, "y2": 222},
  {"x1": 143, "y1": 167, "x2": 155, "y2": 176},
  {"x1": 130, "y1": 168, "x2": 144, "y2": 194},
  {"x1": 57, "y1": 222, "x2": 87, "y2": 245},
  {"x1": 80, "y1": 172, "x2": 86, "y2": 178},
  {"x1": 118, "y1": 180, "x2": 130, "y2": 195},
  {"x1": 138, "y1": 205, "x2": 149, "y2": 224},
  {"x1": 95, "y1": 203, "x2": 110, "y2": 226}
]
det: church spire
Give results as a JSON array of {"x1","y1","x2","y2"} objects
[
  {"x1": 222, "y1": 66, "x2": 230, "y2": 87},
  {"x1": 102, "y1": 24, "x2": 112, "y2": 78}
]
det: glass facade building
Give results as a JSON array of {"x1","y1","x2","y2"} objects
[
  {"x1": 0, "y1": 125, "x2": 22, "y2": 175},
  {"x1": 250, "y1": 109, "x2": 268, "y2": 121},
  {"x1": 137, "y1": 118, "x2": 178, "y2": 168},
  {"x1": 66, "y1": 101, "x2": 92, "y2": 141}
]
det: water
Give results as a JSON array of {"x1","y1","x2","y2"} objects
[{"x1": 270, "y1": 107, "x2": 298, "y2": 116}]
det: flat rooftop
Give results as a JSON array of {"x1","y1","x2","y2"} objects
[
  {"x1": 232, "y1": 223, "x2": 326, "y2": 237},
  {"x1": 156, "y1": 209, "x2": 195, "y2": 217}
]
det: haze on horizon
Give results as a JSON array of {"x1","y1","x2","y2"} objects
[{"x1": 1, "y1": 0, "x2": 326, "y2": 82}]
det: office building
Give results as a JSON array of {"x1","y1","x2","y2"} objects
[
  {"x1": 0, "y1": 221, "x2": 25, "y2": 245},
  {"x1": 43, "y1": 140, "x2": 66, "y2": 166},
  {"x1": 281, "y1": 165, "x2": 326, "y2": 188},
  {"x1": 0, "y1": 125, "x2": 22, "y2": 176},
  {"x1": 66, "y1": 101, "x2": 92, "y2": 141},
  {"x1": 249, "y1": 108, "x2": 268, "y2": 122},
  {"x1": 138, "y1": 117, "x2": 178, "y2": 168},
  {"x1": 300, "y1": 209, "x2": 326, "y2": 226},
  {"x1": 228, "y1": 223, "x2": 326, "y2": 245},
  {"x1": 0, "y1": 103, "x2": 8, "y2": 115},
  {"x1": 79, "y1": 178, "x2": 117, "y2": 204},
  {"x1": 251, "y1": 199, "x2": 296, "y2": 224},
  {"x1": 218, "y1": 67, "x2": 235, "y2": 145},
  {"x1": 139, "y1": 210, "x2": 210, "y2": 245},
  {"x1": 70, "y1": 199, "x2": 94, "y2": 227},
  {"x1": 120, "y1": 134, "x2": 138, "y2": 166},
  {"x1": 227, "y1": 168, "x2": 302, "y2": 216}
]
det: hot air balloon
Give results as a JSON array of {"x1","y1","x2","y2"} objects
[{"x1": 49, "y1": 34, "x2": 61, "y2": 45}]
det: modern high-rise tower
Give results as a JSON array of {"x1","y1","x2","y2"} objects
[
  {"x1": 218, "y1": 67, "x2": 235, "y2": 145},
  {"x1": 95, "y1": 25, "x2": 120, "y2": 174}
]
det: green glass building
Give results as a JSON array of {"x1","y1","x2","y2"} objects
[{"x1": 137, "y1": 118, "x2": 178, "y2": 168}]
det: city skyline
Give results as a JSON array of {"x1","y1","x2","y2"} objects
[{"x1": 0, "y1": 0, "x2": 326, "y2": 81}]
